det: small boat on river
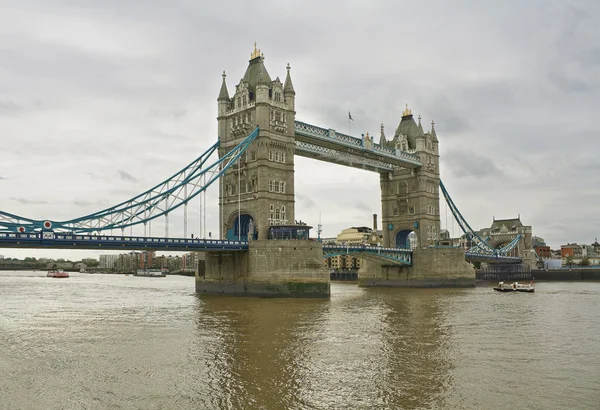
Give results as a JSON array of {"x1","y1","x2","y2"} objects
[
  {"x1": 493, "y1": 281, "x2": 534, "y2": 293},
  {"x1": 134, "y1": 269, "x2": 166, "y2": 278},
  {"x1": 47, "y1": 269, "x2": 69, "y2": 278}
]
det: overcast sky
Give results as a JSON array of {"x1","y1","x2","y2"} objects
[{"x1": 1, "y1": 0, "x2": 599, "y2": 260}]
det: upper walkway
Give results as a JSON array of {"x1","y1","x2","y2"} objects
[{"x1": 294, "y1": 121, "x2": 422, "y2": 172}]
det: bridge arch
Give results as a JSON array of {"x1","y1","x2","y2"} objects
[
  {"x1": 226, "y1": 211, "x2": 256, "y2": 241},
  {"x1": 395, "y1": 229, "x2": 416, "y2": 249}
]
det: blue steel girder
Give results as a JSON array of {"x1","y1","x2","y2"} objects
[
  {"x1": 294, "y1": 120, "x2": 422, "y2": 171},
  {"x1": 295, "y1": 141, "x2": 393, "y2": 172},
  {"x1": 0, "y1": 127, "x2": 260, "y2": 234},
  {"x1": 0, "y1": 232, "x2": 248, "y2": 252},
  {"x1": 322, "y1": 244, "x2": 412, "y2": 266},
  {"x1": 465, "y1": 252, "x2": 522, "y2": 264}
]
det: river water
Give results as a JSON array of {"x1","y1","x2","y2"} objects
[{"x1": 1, "y1": 271, "x2": 599, "y2": 410}]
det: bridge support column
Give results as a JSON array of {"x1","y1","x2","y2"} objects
[
  {"x1": 358, "y1": 247, "x2": 475, "y2": 288},
  {"x1": 196, "y1": 240, "x2": 330, "y2": 297}
]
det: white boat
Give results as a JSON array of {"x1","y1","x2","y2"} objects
[
  {"x1": 493, "y1": 281, "x2": 534, "y2": 293},
  {"x1": 134, "y1": 269, "x2": 166, "y2": 278}
]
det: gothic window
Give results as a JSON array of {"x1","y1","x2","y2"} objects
[
  {"x1": 249, "y1": 91, "x2": 254, "y2": 101},
  {"x1": 245, "y1": 112, "x2": 249, "y2": 123},
  {"x1": 274, "y1": 181, "x2": 280, "y2": 193},
  {"x1": 393, "y1": 204, "x2": 399, "y2": 216},
  {"x1": 269, "y1": 180, "x2": 274, "y2": 192},
  {"x1": 237, "y1": 97, "x2": 241, "y2": 108},
  {"x1": 251, "y1": 177, "x2": 257, "y2": 191},
  {"x1": 409, "y1": 206, "x2": 415, "y2": 215},
  {"x1": 251, "y1": 149, "x2": 256, "y2": 161},
  {"x1": 275, "y1": 111, "x2": 281, "y2": 122},
  {"x1": 274, "y1": 152, "x2": 280, "y2": 162},
  {"x1": 269, "y1": 150, "x2": 273, "y2": 161},
  {"x1": 242, "y1": 95, "x2": 247, "y2": 106},
  {"x1": 233, "y1": 116, "x2": 237, "y2": 127},
  {"x1": 275, "y1": 208, "x2": 281, "y2": 220},
  {"x1": 281, "y1": 152, "x2": 286, "y2": 163},
  {"x1": 279, "y1": 181, "x2": 285, "y2": 193}
]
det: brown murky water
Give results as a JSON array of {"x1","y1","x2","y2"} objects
[{"x1": 1, "y1": 271, "x2": 599, "y2": 409}]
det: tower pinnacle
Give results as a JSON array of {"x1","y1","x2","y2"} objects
[
  {"x1": 379, "y1": 123, "x2": 387, "y2": 145},
  {"x1": 402, "y1": 103, "x2": 412, "y2": 117},
  {"x1": 250, "y1": 42, "x2": 261, "y2": 60},
  {"x1": 284, "y1": 62, "x2": 295, "y2": 94},
  {"x1": 218, "y1": 70, "x2": 229, "y2": 101}
]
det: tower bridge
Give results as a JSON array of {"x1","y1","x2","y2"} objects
[{"x1": 0, "y1": 44, "x2": 533, "y2": 297}]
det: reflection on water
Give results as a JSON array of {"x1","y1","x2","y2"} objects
[{"x1": 1, "y1": 272, "x2": 600, "y2": 409}]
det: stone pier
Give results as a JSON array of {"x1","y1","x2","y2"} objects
[
  {"x1": 196, "y1": 239, "x2": 330, "y2": 297},
  {"x1": 358, "y1": 247, "x2": 475, "y2": 288}
]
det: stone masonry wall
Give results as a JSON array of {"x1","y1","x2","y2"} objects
[{"x1": 359, "y1": 247, "x2": 475, "y2": 287}]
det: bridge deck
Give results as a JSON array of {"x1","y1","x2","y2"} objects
[
  {"x1": 0, "y1": 232, "x2": 248, "y2": 252},
  {"x1": 294, "y1": 121, "x2": 422, "y2": 172}
]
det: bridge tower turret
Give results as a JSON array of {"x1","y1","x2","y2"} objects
[
  {"x1": 379, "y1": 105, "x2": 441, "y2": 249},
  {"x1": 216, "y1": 44, "x2": 296, "y2": 242}
]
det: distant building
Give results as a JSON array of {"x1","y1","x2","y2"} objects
[
  {"x1": 561, "y1": 244, "x2": 583, "y2": 265},
  {"x1": 336, "y1": 226, "x2": 373, "y2": 245},
  {"x1": 99, "y1": 255, "x2": 119, "y2": 269}
]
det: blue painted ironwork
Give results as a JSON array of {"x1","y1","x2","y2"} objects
[
  {"x1": 295, "y1": 140, "x2": 394, "y2": 172},
  {"x1": 294, "y1": 120, "x2": 422, "y2": 168},
  {"x1": 322, "y1": 244, "x2": 412, "y2": 266},
  {"x1": 440, "y1": 179, "x2": 522, "y2": 260},
  {"x1": 0, "y1": 127, "x2": 260, "y2": 234},
  {"x1": 0, "y1": 232, "x2": 248, "y2": 252}
]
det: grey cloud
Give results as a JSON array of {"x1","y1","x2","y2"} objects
[
  {"x1": 354, "y1": 201, "x2": 371, "y2": 212},
  {"x1": 296, "y1": 193, "x2": 316, "y2": 209},
  {"x1": 444, "y1": 149, "x2": 504, "y2": 179},
  {"x1": 117, "y1": 170, "x2": 137, "y2": 183},
  {"x1": 73, "y1": 200, "x2": 94, "y2": 207},
  {"x1": 0, "y1": 176, "x2": 7, "y2": 180},
  {"x1": 0, "y1": 100, "x2": 21, "y2": 112},
  {"x1": 10, "y1": 197, "x2": 47, "y2": 205}
]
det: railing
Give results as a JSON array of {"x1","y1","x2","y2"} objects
[
  {"x1": 0, "y1": 232, "x2": 248, "y2": 250},
  {"x1": 322, "y1": 244, "x2": 412, "y2": 265},
  {"x1": 294, "y1": 121, "x2": 422, "y2": 166},
  {"x1": 295, "y1": 141, "x2": 394, "y2": 171}
]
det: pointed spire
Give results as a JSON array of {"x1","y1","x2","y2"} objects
[
  {"x1": 430, "y1": 120, "x2": 438, "y2": 142},
  {"x1": 379, "y1": 123, "x2": 387, "y2": 145},
  {"x1": 284, "y1": 63, "x2": 295, "y2": 94},
  {"x1": 417, "y1": 115, "x2": 424, "y2": 135},
  {"x1": 218, "y1": 70, "x2": 229, "y2": 101}
]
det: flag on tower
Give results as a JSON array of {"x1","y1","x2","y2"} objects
[{"x1": 348, "y1": 112, "x2": 353, "y2": 121}]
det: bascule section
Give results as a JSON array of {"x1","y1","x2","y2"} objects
[{"x1": 198, "y1": 44, "x2": 330, "y2": 297}]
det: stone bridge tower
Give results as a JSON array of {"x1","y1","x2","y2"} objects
[
  {"x1": 217, "y1": 44, "x2": 296, "y2": 241},
  {"x1": 379, "y1": 105, "x2": 441, "y2": 249}
]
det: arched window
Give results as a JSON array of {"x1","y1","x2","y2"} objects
[{"x1": 251, "y1": 149, "x2": 256, "y2": 161}]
